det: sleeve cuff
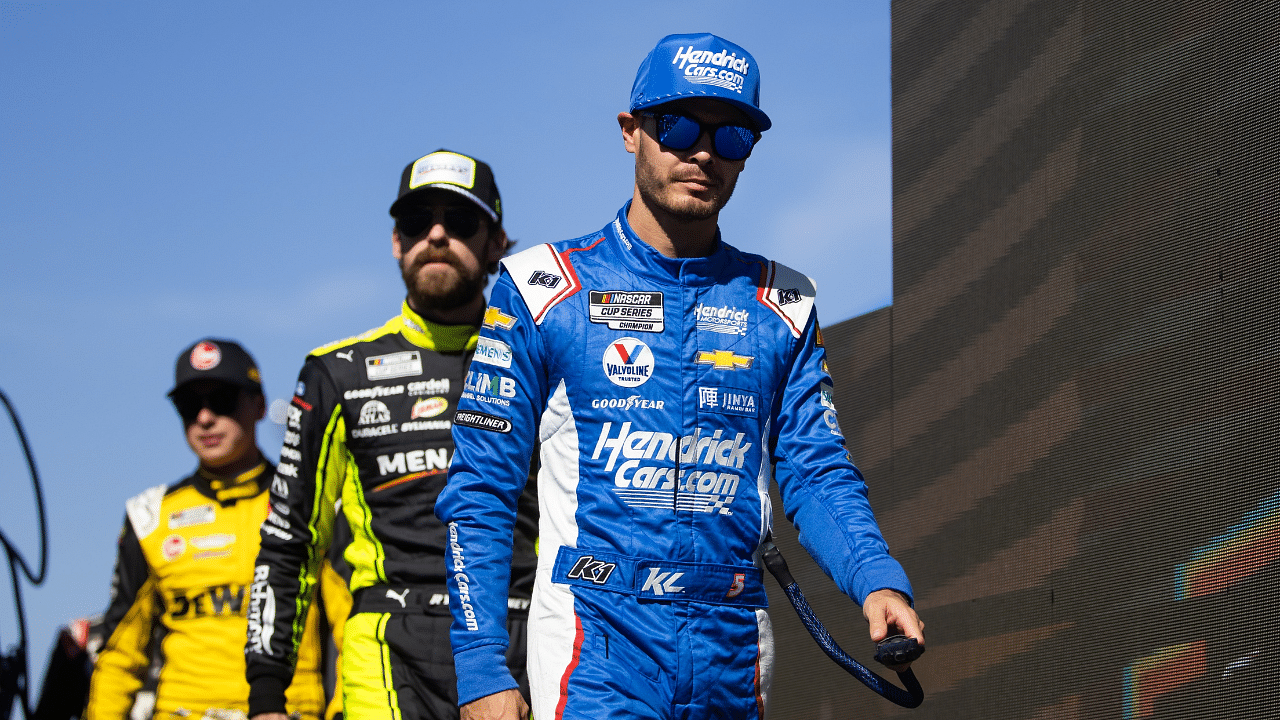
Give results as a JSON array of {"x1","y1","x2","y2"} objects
[
  {"x1": 852, "y1": 556, "x2": 914, "y2": 606},
  {"x1": 453, "y1": 643, "x2": 518, "y2": 707},
  {"x1": 248, "y1": 674, "x2": 289, "y2": 717}
]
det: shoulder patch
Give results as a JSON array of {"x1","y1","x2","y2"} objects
[
  {"x1": 757, "y1": 261, "x2": 817, "y2": 338},
  {"x1": 125, "y1": 484, "x2": 168, "y2": 540},
  {"x1": 500, "y1": 242, "x2": 592, "y2": 324}
]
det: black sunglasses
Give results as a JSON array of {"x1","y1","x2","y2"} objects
[
  {"x1": 172, "y1": 385, "x2": 243, "y2": 424},
  {"x1": 644, "y1": 112, "x2": 760, "y2": 161},
  {"x1": 396, "y1": 205, "x2": 486, "y2": 239}
]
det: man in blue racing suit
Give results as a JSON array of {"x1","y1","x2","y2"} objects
[{"x1": 437, "y1": 33, "x2": 925, "y2": 720}]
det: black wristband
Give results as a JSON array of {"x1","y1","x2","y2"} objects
[{"x1": 247, "y1": 675, "x2": 289, "y2": 717}]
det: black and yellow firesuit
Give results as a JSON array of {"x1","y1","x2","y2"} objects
[
  {"x1": 244, "y1": 303, "x2": 538, "y2": 719},
  {"x1": 87, "y1": 461, "x2": 349, "y2": 720}
]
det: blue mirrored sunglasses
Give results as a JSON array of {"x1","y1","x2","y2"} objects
[{"x1": 645, "y1": 112, "x2": 760, "y2": 161}]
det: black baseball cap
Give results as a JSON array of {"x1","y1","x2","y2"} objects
[
  {"x1": 389, "y1": 149, "x2": 503, "y2": 224},
  {"x1": 168, "y1": 339, "x2": 263, "y2": 396}
]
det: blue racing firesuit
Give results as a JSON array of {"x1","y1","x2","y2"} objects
[{"x1": 436, "y1": 203, "x2": 913, "y2": 719}]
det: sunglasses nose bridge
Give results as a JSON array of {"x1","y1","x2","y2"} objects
[
  {"x1": 194, "y1": 403, "x2": 219, "y2": 425},
  {"x1": 686, "y1": 124, "x2": 718, "y2": 158},
  {"x1": 425, "y1": 212, "x2": 451, "y2": 241}
]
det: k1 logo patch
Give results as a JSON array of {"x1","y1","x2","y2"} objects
[{"x1": 565, "y1": 554, "x2": 617, "y2": 585}]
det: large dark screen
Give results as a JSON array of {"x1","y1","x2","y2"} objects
[{"x1": 765, "y1": 2, "x2": 1277, "y2": 717}]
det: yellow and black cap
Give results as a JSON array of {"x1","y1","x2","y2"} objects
[
  {"x1": 168, "y1": 338, "x2": 263, "y2": 396},
  {"x1": 389, "y1": 149, "x2": 502, "y2": 224}
]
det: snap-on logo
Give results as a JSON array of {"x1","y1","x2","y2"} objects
[{"x1": 565, "y1": 555, "x2": 617, "y2": 585}]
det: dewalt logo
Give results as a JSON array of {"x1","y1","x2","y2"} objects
[{"x1": 166, "y1": 584, "x2": 247, "y2": 620}]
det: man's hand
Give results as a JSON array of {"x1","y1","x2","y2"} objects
[
  {"x1": 863, "y1": 588, "x2": 925, "y2": 670},
  {"x1": 460, "y1": 688, "x2": 529, "y2": 720},
  {"x1": 249, "y1": 714, "x2": 290, "y2": 720}
]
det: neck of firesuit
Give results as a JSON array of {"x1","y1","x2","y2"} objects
[
  {"x1": 399, "y1": 301, "x2": 480, "y2": 353},
  {"x1": 197, "y1": 459, "x2": 269, "y2": 503}
]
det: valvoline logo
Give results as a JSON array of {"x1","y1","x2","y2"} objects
[{"x1": 602, "y1": 338, "x2": 655, "y2": 388}]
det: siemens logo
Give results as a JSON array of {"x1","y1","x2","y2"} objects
[{"x1": 473, "y1": 336, "x2": 512, "y2": 368}]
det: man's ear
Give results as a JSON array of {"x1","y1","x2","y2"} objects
[
  {"x1": 487, "y1": 227, "x2": 509, "y2": 274},
  {"x1": 618, "y1": 112, "x2": 641, "y2": 155},
  {"x1": 251, "y1": 393, "x2": 266, "y2": 421},
  {"x1": 391, "y1": 228, "x2": 404, "y2": 261}
]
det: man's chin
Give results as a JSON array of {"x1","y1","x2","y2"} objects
[
  {"x1": 665, "y1": 196, "x2": 722, "y2": 221},
  {"x1": 642, "y1": 183, "x2": 728, "y2": 221},
  {"x1": 406, "y1": 278, "x2": 488, "y2": 313}
]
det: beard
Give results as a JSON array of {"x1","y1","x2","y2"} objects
[
  {"x1": 400, "y1": 246, "x2": 489, "y2": 312},
  {"x1": 634, "y1": 143, "x2": 739, "y2": 221}
]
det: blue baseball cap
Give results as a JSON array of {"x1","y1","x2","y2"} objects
[{"x1": 629, "y1": 33, "x2": 771, "y2": 132}]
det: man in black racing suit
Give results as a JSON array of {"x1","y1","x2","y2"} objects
[{"x1": 246, "y1": 150, "x2": 538, "y2": 720}]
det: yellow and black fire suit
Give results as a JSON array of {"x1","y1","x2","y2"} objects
[
  {"x1": 87, "y1": 460, "x2": 350, "y2": 720},
  {"x1": 245, "y1": 302, "x2": 538, "y2": 719}
]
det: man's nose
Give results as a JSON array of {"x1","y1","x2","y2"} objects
[
  {"x1": 687, "y1": 128, "x2": 716, "y2": 162},
  {"x1": 426, "y1": 214, "x2": 450, "y2": 243},
  {"x1": 195, "y1": 405, "x2": 218, "y2": 426}
]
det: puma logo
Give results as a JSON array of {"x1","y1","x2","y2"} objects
[
  {"x1": 385, "y1": 588, "x2": 409, "y2": 608},
  {"x1": 336, "y1": 350, "x2": 355, "y2": 362}
]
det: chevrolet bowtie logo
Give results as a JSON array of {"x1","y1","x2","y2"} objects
[
  {"x1": 695, "y1": 350, "x2": 754, "y2": 370},
  {"x1": 482, "y1": 306, "x2": 517, "y2": 331}
]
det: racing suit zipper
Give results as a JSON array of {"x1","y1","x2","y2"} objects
[{"x1": 673, "y1": 455, "x2": 681, "y2": 511}]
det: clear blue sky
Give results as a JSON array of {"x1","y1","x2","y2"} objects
[{"x1": 0, "y1": 0, "x2": 892, "y2": 692}]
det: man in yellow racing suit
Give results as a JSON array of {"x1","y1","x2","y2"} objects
[{"x1": 86, "y1": 339, "x2": 350, "y2": 720}]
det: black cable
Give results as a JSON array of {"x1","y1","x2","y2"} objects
[
  {"x1": 0, "y1": 388, "x2": 50, "y2": 720},
  {"x1": 762, "y1": 541, "x2": 924, "y2": 709}
]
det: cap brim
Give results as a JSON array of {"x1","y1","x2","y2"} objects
[
  {"x1": 389, "y1": 185, "x2": 500, "y2": 223},
  {"x1": 167, "y1": 377, "x2": 262, "y2": 397},
  {"x1": 632, "y1": 94, "x2": 772, "y2": 132}
]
